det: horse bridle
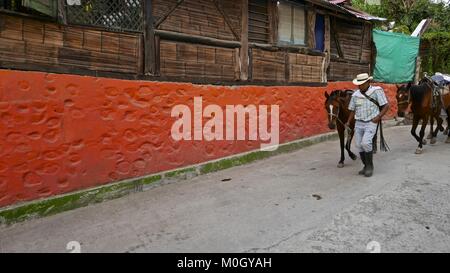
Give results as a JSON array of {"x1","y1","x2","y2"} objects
[
  {"x1": 397, "y1": 92, "x2": 410, "y2": 106},
  {"x1": 328, "y1": 97, "x2": 352, "y2": 133}
]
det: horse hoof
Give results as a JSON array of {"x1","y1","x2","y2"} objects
[
  {"x1": 350, "y1": 154, "x2": 358, "y2": 161},
  {"x1": 415, "y1": 148, "x2": 423, "y2": 154},
  {"x1": 337, "y1": 163, "x2": 345, "y2": 168},
  {"x1": 430, "y1": 138, "x2": 437, "y2": 145},
  {"x1": 444, "y1": 129, "x2": 449, "y2": 135},
  {"x1": 422, "y1": 139, "x2": 427, "y2": 145},
  {"x1": 446, "y1": 138, "x2": 450, "y2": 144}
]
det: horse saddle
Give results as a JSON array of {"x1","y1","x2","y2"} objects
[
  {"x1": 431, "y1": 83, "x2": 449, "y2": 110},
  {"x1": 431, "y1": 74, "x2": 450, "y2": 96},
  {"x1": 442, "y1": 85, "x2": 450, "y2": 96}
]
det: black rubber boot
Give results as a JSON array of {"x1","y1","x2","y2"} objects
[
  {"x1": 364, "y1": 151, "x2": 374, "y2": 177},
  {"x1": 359, "y1": 152, "x2": 366, "y2": 175}
]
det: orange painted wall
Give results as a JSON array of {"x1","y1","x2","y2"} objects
[{"x1": 0, "y1": 70, "x2": 398, "y2": 208}]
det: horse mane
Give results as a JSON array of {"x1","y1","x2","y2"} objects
[
  {"x1": 410, "y1": 80, "x2": 431, "y2": 106},
  {"x1": 327, "y1": 89, "x2": 354, "y2": 100},
  {"x1": 328, "y1": 90, "x2": 340, "y2": 99}
]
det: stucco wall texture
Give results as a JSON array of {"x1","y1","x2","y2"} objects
[{"x1": 0, "y1": 70, "x2": 398, "y2": 208}]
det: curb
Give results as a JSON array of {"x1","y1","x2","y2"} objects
[{"x1": 1, "y1": 120, "x2": 399, "y2": 226}]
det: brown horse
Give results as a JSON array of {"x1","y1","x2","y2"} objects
[
  {"x1": 325, "y1": 90, "x2": 358, "y2": 168},
  {"x1": 440, "y1": 87, "x2": 450, "y2": 143},
  {"x1": 396, "y1": 79, "x2": 448, "y2": 154}
]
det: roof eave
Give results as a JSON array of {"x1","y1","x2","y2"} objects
[{"x1": 305, "y1": 0, "x2": 386, "y2": 22}]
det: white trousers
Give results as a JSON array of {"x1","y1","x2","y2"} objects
[{"x1": 355, "y1": 120, "x2": 378, "y2": 153}]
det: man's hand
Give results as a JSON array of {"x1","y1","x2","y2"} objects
[{"x1": 372, "y1": 116, "x2": 381, "y2": 124}]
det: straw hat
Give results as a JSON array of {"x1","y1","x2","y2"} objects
[{"x1": 353, "y1": 73, "x2": 373, "y2": 86}]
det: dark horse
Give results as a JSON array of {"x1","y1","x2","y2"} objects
[
  {"x1": 325, "y1": 90, "x2": 358, "y2": 168},
  {"x1": 396, "y1": 78, "x2": 449, "y2": 154}
]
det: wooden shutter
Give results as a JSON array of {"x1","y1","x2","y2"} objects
[
  {"x1": 293, "y1": 6, "x2": 305, "y2": 45},
  {"x1": 278, "y1": 1, "x2": 292, "y2": 44},
  {"x1": 249, "y1": 0, "x2": 270, "y2": 44}
]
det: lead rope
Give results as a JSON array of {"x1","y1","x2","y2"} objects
[
  {"x1": 378, "y1": 121, "x2": 390, "y2": 152},
  {"x1": 330, "y1": 112, "x2": 353, "y2": 134}
]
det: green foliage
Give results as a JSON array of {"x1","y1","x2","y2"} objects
[
  {"x1": 352, "y1": 0, "x2": 450, "y2": 74},
  {"x1": 421, "y1": 32, "x2": 450, "y2": 74},
  {"x1": 352, "y1": 0, "x2": 450, "y2": 32}
]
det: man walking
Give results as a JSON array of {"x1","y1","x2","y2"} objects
[{"x1": 346, "y1": 73, "x2": 390, "y2": 177}]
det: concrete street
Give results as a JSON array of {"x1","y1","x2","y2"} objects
[{"x1": 1, "y1": 125, "x2": 449, "y2": 253}]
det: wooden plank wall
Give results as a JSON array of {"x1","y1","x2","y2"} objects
[
  {"x1": 251, "y1": 48, "x2": 324, "y2": 83},
  {"x1": 251, "y1": 48, "x2": 285, "y2": 82},
  {"x1": 154, "y1": 0, "x2": 242, "y2": 81},
  {"x1": 160, "y1": 40, "x2": 238, "y2": 81},
  {"x1": 0, "y1": 1, "x2": 376, "y2": 84},
  {"x1": 328, "y1": 60, "x2": 370, "y2": 81},
  {"x1": 289, "y1": 53, "x2": 324, "y2": 83},
  {"x1": 248, "y1": 0, "x2": 270, "y2": 44},
  {"x1": 328, "y1": 18, "x2": 372, "y2": 81},
  {"x1": 0, "y1": 14, "x2": 142, "y2": 74},
  {"x1": 154, "y1": 0, "x2": 240, "y2": 41}
]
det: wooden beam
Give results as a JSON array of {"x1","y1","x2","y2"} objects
[
  {"x1": 57, "y1": 0, "x2": 67, "y2": 25},
  {"x1": 155, "y1": 0, "x2": 185, "y2": 28},
  {"x1": 284, "y1": 50, "x2": 290, "y2": 82},
  {"x1": 241, "y1": 0, "x2": 249, "y2": 81},
  {"x1": 319, "y1": 8, "x2": 369, "y2": 24},
  {"x1": 138, "y1": 33, "x2": 145, "y2": 75},
  {"x1": 324, "y1": 15, "x2": 331, "y2": 82},
  {"x1": 234, "y1": 48, "x2": 241, "y2": 80},
  {"x1": 330, "y1": 17, "x2": 344, "y2": 59},
  {"x1": 248, "y1": 47, "x2": 253, "y2": 80},
  {"x1": 359, "y1": 23, "x2": 366, "y2": 62},
  {"x1": 144, "y1": 0, "x2": 156, "y2": 75},
  {"x1": 0, "y1": 60, "x2": 328, "y2": 86},
  {"x1": 414, "y1": 56, "x2": 421, "y2": 84},
  {"x1": 155, "y1": 30, "x2": 241, "y2": 48},
  {"x1": 213, "y1": 0, "x2": 240, "y2": 41},
  {"x1": 330, "y1": 57, "x2": 370, "y2": 65},
  {"x1": 268, "y1": 0, "x2": 278, "y2": 45},
  {"x1": 370, "y1": 41, "x2": 376, "y2": 75},
  {"x1": 307, "y1": 9, "x2": 316, "y2": 50},
  {"x1": 155, "y1": 35, "x2": 161, "y2": 76},
  {"x1": 249, "y1": 43, "x2": 326, "y2": 57}
]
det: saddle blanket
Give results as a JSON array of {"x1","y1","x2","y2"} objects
[{"x1": 443, "y1": 85, "x2": 450, "y2": 96}]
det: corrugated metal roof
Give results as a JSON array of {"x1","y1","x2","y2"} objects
[
  {"x1": 342, "y1": 4, "x2": 387, "y2": 21},
  {"x1": 308, "y1": 0, "x2": 386, "y2": 21},
  {"x1": 329, "y1": 0, "x2": 347, "y2": 4}
]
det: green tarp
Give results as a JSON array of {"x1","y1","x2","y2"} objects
[{"x1": 373, "y1": 30, "x2": 420, "y2": 83}]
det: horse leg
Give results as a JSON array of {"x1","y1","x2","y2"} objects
[
  {"x1": 444, "y1": 114, "x2": 449, "y2": 135},
  {"x1": 346, "y1": 130, "x2": 357, "y2": 161},
  {"x1": 438, "y1": 117, "x2": 445, "y2": 132},
  {"x1": 411, "y1": 117, "x2": 421, "y2": 153},
  {"x1": 446, "y1": 109, "x2": 450, "y2": 143},
  {"x1": 337, "y1": 127, "x2": 345, "y2": 168},
  {"x1": 430, "y1": 115, "x2": 437, "y2": 144},
  {"x1": 426, "y1": 118, "x2": 433, "y2": 140},
  {"x1": 446, "y1": 108, "x2": 450, "y2": 135},
  {"x1": 432, "y1": 116, "x2": 444, "y2": 144},
  {"x1": 416, "y1": 117, "x2": 428, "y2": 154}
]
